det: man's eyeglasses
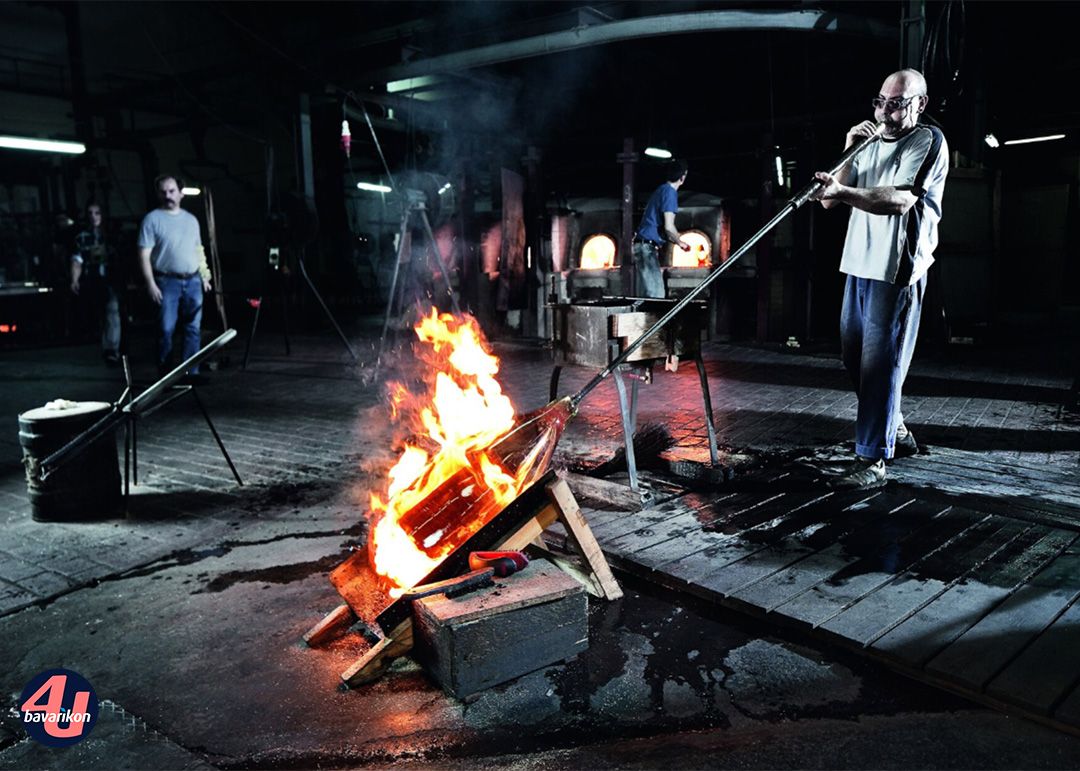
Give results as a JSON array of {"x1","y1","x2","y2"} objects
[{"x1": 872, "y1": 94, "x2": 923, "y2": 112}]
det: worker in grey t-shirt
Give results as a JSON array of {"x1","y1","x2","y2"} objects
[
  {"x1": 811, "y1": 68, "x2": 948, "y2": 490},
  {"x1": 138, "y1": 175, "x2": 212, "y2": 376}
]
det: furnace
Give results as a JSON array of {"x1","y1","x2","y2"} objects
[{"x1": 663, "y1": 204, "x2": 731, "y2": 299}]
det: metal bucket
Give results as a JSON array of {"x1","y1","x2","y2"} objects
[{"x1": 18, "y1": 401, "x2": 121, "y2": 521}]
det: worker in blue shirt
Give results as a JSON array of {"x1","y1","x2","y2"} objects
[{"x1": 633, "y1": 159, "x2": 690, "y2": 298}]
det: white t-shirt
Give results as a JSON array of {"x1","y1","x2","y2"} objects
[{"x1": 840, "y1": 124, "x2": 949, "y2": 285}]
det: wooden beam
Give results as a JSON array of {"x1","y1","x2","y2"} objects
[
  {"x1": 546, "y1": 478, "x2": 623, "y2": 600},
  {"x1": 303, "y1": 603, "x2": 356, "y2": 648},
  {"x1": 560, "y1": 469, "x2": 644, "y2": 511}
]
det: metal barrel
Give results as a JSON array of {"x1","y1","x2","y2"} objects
[{"x1": 18, "y1": 402, "x2": 121, "y2": 521}]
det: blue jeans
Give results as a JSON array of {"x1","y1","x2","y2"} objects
[
  {"x1": 632, "y1": 241, "x2": 665, "y2": 298},
  {"x1": 840, "y1": 274, "x2": 925, "y2": 460},
  {"x1": 157, "y1": 275, "x2": 203, "y2": 373}
]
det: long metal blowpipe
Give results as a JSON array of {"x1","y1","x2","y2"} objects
[{"x1": 569, "y1": 122, "x2": 886, "y2": 410}]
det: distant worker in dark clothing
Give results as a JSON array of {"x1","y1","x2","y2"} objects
[
  {"x1": 138, "y1": 175, "x2": 212, "y2": 376},
  {"x1": 633, "y1": 159, "x2": 690, "y2": 298},
  {"x1": 812, "y1": 68, "x2": 949, "y2": 489},
  {"x1": 70, "y1": 202, "x2": 121, "y2": 365}
]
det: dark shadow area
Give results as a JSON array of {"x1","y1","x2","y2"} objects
[
  {"x1": 701, "y1": 358, "x2": 1072, "y2": 405},
  {"x1": 914, "y1": 423, "x2": 1080, "y2": 453},
  {"x1": 705, "y1": 408, "x2": 1079, "y2": 455}
]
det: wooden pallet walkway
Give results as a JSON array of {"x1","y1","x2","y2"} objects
[{"x1": 586, "y1": 472, "x2": 1080, "y2": 735}]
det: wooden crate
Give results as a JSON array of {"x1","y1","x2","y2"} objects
[{"x1": 412, "y1": 559, "x2": 588, "y2": 698}]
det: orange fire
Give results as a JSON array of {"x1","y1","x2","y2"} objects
[
  {"x1": 368, "y1": 308, "x2": 537, "y2": 595},
  {"x1": 579, "y1": 234, "x2": 616, "y2": 269},
  {"x1": 672, "y1": 230, "x2": 711, "y2": 268}
]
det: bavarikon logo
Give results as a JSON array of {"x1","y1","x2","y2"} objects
[{"x1": 18, "y1": 669, "x2": 99, "y2": 747}]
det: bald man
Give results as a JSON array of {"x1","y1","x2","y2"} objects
[{"x1": 811, "y1": 68, "x2": 949, "y2": 489}]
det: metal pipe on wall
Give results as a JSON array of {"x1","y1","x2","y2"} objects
[{"x1": 365, "y1": 10, "x2": 896, "y2": 84}]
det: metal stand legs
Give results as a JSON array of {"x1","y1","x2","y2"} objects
[
  {"x1": 694, "y1": 351, "x2": 720, "y2": 466},
  {"x1": 612, "y1": 367, "x2": 643, "y2": 491},
  {"x1": 120, "y1": 355, "x2": 243, "y2": 512},
  {"x1": 552, "y1": 353, "x2": 720, "y2": 493},
  {"x1": 243, "y1": 250, "x2": 356, "y2": 370}
]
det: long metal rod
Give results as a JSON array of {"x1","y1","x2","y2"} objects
[
  {"x1": 570, "y1": 125, "x2": 884, "y2": 410},
  {"x1": 40, "y1": 330, "x2": 238, "y2": 478}
]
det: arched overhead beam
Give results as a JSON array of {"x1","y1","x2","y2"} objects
[{"x1": 364, "y1": 9, "x2": 896, "y2": 84}]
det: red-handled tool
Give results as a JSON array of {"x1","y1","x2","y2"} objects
[{"x1": 469, "y1": 550, "x2": 529, "y2": 577}]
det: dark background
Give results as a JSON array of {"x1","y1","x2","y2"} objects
[{"x1": 0, "y1": 1, "x2": 1077, "y2": 348}]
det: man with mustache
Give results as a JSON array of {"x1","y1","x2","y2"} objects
[
  {"x1": 811, "y1": 69, "x2": 949, "y2": 489},
  {"x1": 138, "y1": 175, "x2": 213, "y2": 381}
]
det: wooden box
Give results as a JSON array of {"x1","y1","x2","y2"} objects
[{"x1": 412, "y1": 560, "x2": 588, "y2": 698}]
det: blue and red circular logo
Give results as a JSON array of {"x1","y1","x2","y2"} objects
[{"x1": 18, "y1": 669, "x2": 98, "y2": 747}]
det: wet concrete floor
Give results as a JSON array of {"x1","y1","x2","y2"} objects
[{"x1": 1, "y1": 325, "x2": 1079, "y2": 768}]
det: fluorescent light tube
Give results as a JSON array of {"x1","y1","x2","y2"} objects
[
  {"x1": 0, "y1": 135, "x2": 86, "y2": 154},
  {"x1": 1003, "y1": 134, "x2": 1065, "y2": 146}
]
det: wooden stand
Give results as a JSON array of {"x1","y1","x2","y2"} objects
[{"x1": 303, "y1": 477, "x2": 620, "y2": 687}]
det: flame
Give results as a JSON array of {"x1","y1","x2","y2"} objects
[
  {"x1": 672, "y1": 230, "x2": 711, "y2": 268},
  {"x1": 579, "y1": 234, "x2": 616, "y2": 269},
  {"x1": 368, "y1": 308, "x2": 534, "y2": 595}
]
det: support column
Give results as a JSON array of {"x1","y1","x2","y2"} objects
[
  {"x1": 522, "y1": 145, "x2": 545, "y2": 337},
  {"x1": 755, "y1": 133, "x2": 776, "y2": 342},
  {"x1": 617, "y1": 138, "x2": 637, "y2": 295},
  {"x1": 899, "y1": 0, "x2": 926, "y2": 69}
]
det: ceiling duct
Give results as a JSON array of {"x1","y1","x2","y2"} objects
[{"x1": 364, "y1": 9, "x2": 896, "y2": 84}]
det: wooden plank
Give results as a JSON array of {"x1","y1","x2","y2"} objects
[
  {"x1": 587, "y1": 493, "x2": 703, "y2": 543},
  {"x1": 925, "y1": 546, "x2": 1080, "y2": 691},
  {"x1": 817, "y1": 514, "x2": 1019, "y2": 646},
  {"x1": 341, "y1": 618, "x2": 414, "y2": 686},
  {"x1": 560, "y1": 470, "x2": 644, "y2": 511},
  {"x1": 547, "y1": 477, "x2": 623, "y2": 600},
  {"x1": 495, "y1": 502, "x2": 560, "y2": 551},
  {"x1": 700, "y1": 490, "x2": 912, "y2": 604},
  {"x1": 570, "y1": 504, "x2": 639, "y2": 536},
  {"x1": 611, "y1": 489, "x2": 838, "y2": 574},
  {"x1": 871, "y1": 525, "x2": 1073, "y2": 666},
  {"x1": 599, "y1": 490, "x2": 810, "y2": 567},
  {"x1": 986, "y1": 596, "x2": 1080, "y2": 714},
  {"x1": 640, "y1": 489, "x2": 898, "y2": 590},
  {"x1": 303, "y1": 603, "x2": 356, "y2": 647},
  {"x1": 768, "y1": 503, "x2": 979, "y2": 628},
  {"x1": 586, "y1": 497, "x2": 687, "y2": 541},
  {"x1": 723, "y1": 491, "x2": 916, "y2": 611}
]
